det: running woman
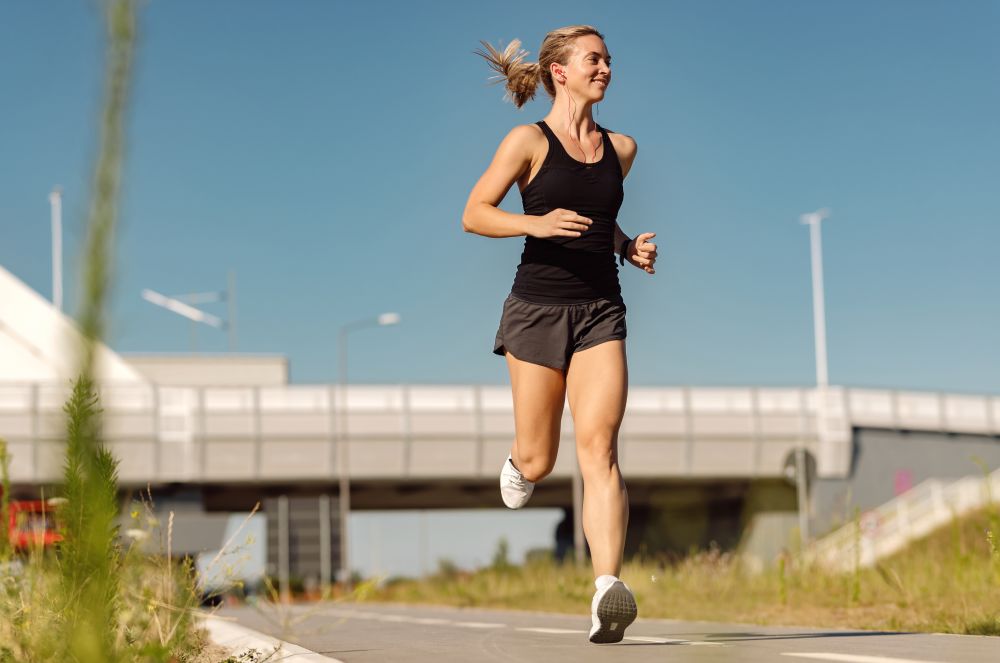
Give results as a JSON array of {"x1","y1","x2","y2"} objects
[{"x1": 462, "y1": 25, "x2": 658, "y2": 644}]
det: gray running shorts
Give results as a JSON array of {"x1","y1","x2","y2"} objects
[{"x1": 492, "y1": 294, "x2": 627, "y2": 371}]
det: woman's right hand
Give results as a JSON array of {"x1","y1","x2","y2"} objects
[{"x1": 529, "y1": 208, "x2": 593, "y2": 239}]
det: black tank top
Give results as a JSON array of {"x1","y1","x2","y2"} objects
[{"x1": 510, "y1": 120, "x2": 625, "y2": 304}]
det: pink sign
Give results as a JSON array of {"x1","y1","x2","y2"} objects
[{"x1": 894, "y1": 470, "x2": 913, "y2": 496}]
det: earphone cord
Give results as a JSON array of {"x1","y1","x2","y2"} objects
[{"x1": 565, "y1": 88, "x2": 600, "y2": 163}]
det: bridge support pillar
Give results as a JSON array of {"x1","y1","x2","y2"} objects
[{"x1": 265, "y1": 494, "x2": 341, "y2": 596}]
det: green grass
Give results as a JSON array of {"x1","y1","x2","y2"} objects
[
  {"x1": 366, "y1": 506, "x2": 1000, "y2": 636},
  {"x1": 0, "y1": 2, "x2": 243, "y2": 660},
  {"x1": 1, "y1": 385, "x2": 242, "y2": 661}
]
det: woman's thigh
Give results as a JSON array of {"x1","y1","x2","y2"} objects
[
  {"x1": 506, "y1": 351, "x2": 566, "y2": 462},
  {"x1": 566, "y1": 340, "x2": 628, "y2": 460}
]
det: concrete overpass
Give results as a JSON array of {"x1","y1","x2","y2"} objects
[
  {"x1": 2, "y1": 380, "x2": 999, "y2": 580},
  {"x1": 2, "y1": 381, "x2": 996, "y2": 490}
]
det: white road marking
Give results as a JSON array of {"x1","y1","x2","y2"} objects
[
  {"x1": 342, "y1": 610, "x2": 383, "y2": 619},
  {"x1": 324, "y1": 609, "x2": 505, "y2": 630},
  {"x1": 318, "y1": 607, "x2": 729, "y2": 646},
  {"x1": 452, "y1": 621, "x2": 506, "y2": 629},
  {"x1": 782, "y1": 654, "x2": 953, "y2": 663},
  {"x1": 323, "y1": 609, "x2": 450, "y2": 626},
  {"x1": 409, "y1": 617, "x2": 452, "y2": 625}
]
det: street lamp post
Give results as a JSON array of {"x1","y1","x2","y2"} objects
[
  {"x1": 141, "y1": 288, "x2": 226, "y2": 344},
  {"x1": 797, "y1": 207, "x2": 832, "y2": 544},
  {"x1": 335, "y1": 312, "x2": 400, "y2": 589},
  {"x1": 800, "y1": 208, "x2": 831, "y2": 392},
  {"x1": 140, "y1": 275, "x2": 237, "y2": 351},
  {"x1": 49, "y1": 188, "x2": 63, "y2": 312}
]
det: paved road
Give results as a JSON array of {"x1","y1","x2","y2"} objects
[{"x1": 220, "y1": 601, "x2": 999, "y2": 663}]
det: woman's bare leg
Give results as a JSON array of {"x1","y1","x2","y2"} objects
[
  {"x1": 566, "y1": 340, "x2": 628, "y2": 577},
  {"x1": 505, "y1": 351, "x2": 566, "y2": 483}
]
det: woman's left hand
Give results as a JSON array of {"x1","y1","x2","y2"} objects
[{"x1": 628, "y1": 232, "x2": 657, "y2": 274}]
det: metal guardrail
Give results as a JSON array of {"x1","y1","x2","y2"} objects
[{"x1": 0, "y1": 383, "x2": 996, "y2": 485}]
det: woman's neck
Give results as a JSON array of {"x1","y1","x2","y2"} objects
[{"x1": 544, "y1": 93, "x2": 597, "y2": 141}]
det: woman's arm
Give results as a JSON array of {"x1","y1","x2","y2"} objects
[
  {"x1": 614, "y1": 223, "x2": 631, "y2": 253},
  {"x1": 616, "y1": 225, "x2": 658, "y2": 274},
  {"x1": 610, "y1": 135, "x2": 657, "y2": 274},
  {"x1": 462, "y1": 126, "x2": 592, "y2": 239}
]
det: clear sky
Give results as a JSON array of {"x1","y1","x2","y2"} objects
[
  {"x1": 2, "y1": 0, "x2": 998, "y2": 394},
  {"x1": 3, "y1": 1, "x2": 998, "y2": 578}
]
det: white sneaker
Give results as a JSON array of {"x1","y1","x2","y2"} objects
[
  {"x1": 499, "y1": 454, "x2": 534, "y2": 509},
  {"x1": 588, "y1": 576, "x2": 637, "y2": 644}
]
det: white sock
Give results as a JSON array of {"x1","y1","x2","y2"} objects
[{"x1": 595, "y1": 574, "x2": 618, "y2": 591}]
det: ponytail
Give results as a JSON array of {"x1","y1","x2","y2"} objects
[{"x1": 474, "y1": 39, "x2": 542, "y2": 109}]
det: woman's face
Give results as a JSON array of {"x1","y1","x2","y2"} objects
[{"x1": 558, "y1": 34, "x2": 612, "y2": 102}]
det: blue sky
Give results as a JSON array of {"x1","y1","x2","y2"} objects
[
  {"x1": 3, "y1": 0, "x2": 998, "y2": 394},
  {"x1": 2, "y1": 0, "x2": 998, "y2": 579}
]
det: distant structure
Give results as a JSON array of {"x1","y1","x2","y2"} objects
[
  {"x1": 2, "y1": 262, "x2": 999, "y2": 587},
  {"x1": 0, "y1": 264, "x2": 145, "y2": 383}
]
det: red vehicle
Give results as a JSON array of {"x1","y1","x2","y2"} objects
[{"x1": 6, "y1": 498, "x2": 63, "y2": 551}]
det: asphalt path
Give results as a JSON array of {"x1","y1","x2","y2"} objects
[{"x1": 220, "y1": 601, "x2": 999, "y2": 663}]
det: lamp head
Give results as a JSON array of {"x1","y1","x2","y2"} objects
[{"x1": 799, "y1": 208, "x2": 832, "y2": 225}]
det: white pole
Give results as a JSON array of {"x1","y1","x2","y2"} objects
[
  {"x1": 228, "y1": 270, "x2": 237, "y2": 351},
  {"x1": 49, "y1": 188, "x2": 63, "y2": 311},
  {"x1": 373, "y1": 516, "x2": 381, "y2": 578},
  {"x1": 572, "y1": 462, "x2": 585, "y2": 564},
  {"x1": 278, "y1": 495, "x2": 290, "y2": 602},
  {"x1": 796, "y1": 391, "x2": 811, "y2": 545},
  {"x1": 806, "y1": 216, "x2": 830, "y2": 389},
  {"x1": 799, "y1": 209, "x2": 832, "y2": 396},
  {"x1": 337, "y1": 329, "x2": 351, "y2": 590},
  {"x1": 336, "y1": 313, "x2": 400, "y2": 589},
  {"x1": 799, "y1": 208, "x2": 832, "y2": 543},
  {"x1": 419, "y1": 510, "x2": 428, "y2": 577},
  {"x1": 319, "y1": 494, "x2": 331, "y2": 590},
  {"x1": 795, "y1": 447, "x2": 810, "y2": 544}
]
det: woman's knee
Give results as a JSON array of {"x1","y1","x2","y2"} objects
[
  {"x1": 576, "y1": 432, "x2": 618, "y2": 472},
  {"x1": 516, "y1": 445, "x2": 557, "y2": 482}
]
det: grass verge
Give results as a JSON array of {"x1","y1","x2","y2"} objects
[
  {"x1": 367, "y1": 505, "x2": 1000, "y2": 636},
  {"x1": 0, "y1": 2, "x2": 250, "y2": 661}
]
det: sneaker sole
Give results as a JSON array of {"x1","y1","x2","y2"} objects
[{"x1": 589, "y1": 583, "x2": 637, "y2": 644}]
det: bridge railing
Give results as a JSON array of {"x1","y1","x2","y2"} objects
[
  {"x1": 0, "y1": 382, "x2": 996, "y2": 485},
  {"x1": 806, "y1": 466, "x2": 1000, "y2": 571}
]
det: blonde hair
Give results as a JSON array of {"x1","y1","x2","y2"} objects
[{"x1": 475, "y1": 25, "x2": 606, "y2": 109}]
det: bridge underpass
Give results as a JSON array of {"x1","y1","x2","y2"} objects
[{"x1": 188, "y1": 475, "x2": 790, "y2": 586}]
